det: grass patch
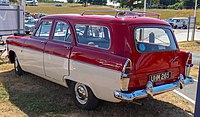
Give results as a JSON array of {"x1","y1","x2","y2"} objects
[
  {"x1": 190, "y1": 66, "x2": 199, "y2": 79},
  {"x1": 178, "y1": 40, "x2": 200, "y2": 52},
  {"x1": 0, "y1": 83, "x2": 9, "y2": 100}
]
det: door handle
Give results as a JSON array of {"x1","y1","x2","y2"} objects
[
  {"x1": 64, "y1": 45, "x2": 71, "y2": 49},
  {"x1": 40, "y1": 41, "x2": 46, "y2": 44}
]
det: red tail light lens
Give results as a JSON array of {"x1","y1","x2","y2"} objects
[{"x1": 187, "y1": 53, "x2": 192, "y2": 64}]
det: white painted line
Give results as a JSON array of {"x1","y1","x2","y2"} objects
[
  {"x1": 194, "y1": 79, "x2": 198, "y2": 82},
  {"x1": 173, "y1": 90, "x2": 195, "y2": 105}
]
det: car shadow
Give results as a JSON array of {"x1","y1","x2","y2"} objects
[{"x1": 0, "y1": 70, "x2": 193, "y2": 117}]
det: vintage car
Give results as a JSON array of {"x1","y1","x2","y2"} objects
[{"x1": 6, "y1": 10, "x2": 194, "y2": 110}]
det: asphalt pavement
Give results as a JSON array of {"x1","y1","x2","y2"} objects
[
  {"x1": 174, "y1": 77, "x2": 198, "y2": 105},
  {"x1": 174, "y1": 29, "x2": 200, "y2": 42},
  {"x1": 193, "y1": 52, "x2": 200, "y2": 66}
]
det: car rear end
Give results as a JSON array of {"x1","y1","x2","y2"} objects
[{"x1": 114, "y1": 19, "x2": 194, "y2": 101}]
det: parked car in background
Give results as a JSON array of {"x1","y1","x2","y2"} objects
[
  {"x1": 24, "y1": 20, "x2": 37, "y2": 34},
  {"x1": 55, "y1": 3, "x2": 62, "y2": 7},
  {"x1": 168, "y1": 17, "x2": 188, "y2": 29},
  {"x1": 0, "y1": 0, "x2": 9, "y2": 6},
  {"x1": 6, "y1": 10, "x2": 194, "y2": 110},
  {"x1": 166, "y1": 18, "x2": 173, "y2": 23},
  {"x1": 25, "y1": 0, "x2": 38, "y2": 6},
  {"x1": 25, "y1": 14, "x2": 35, "y2": 22}
]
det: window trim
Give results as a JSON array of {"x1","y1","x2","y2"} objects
[
  {"x1": 52, "y1": 21, "x2": 72, "y2": 43},
  {"x1": 133, "y1": 26, "x2": 178, "y2": 54},
  {"x1": 74, "y1": 24, "x2": 111, "y2": 50},
  {"x1": 33, "y1": 20, "x2": 53, "y2": 40}
]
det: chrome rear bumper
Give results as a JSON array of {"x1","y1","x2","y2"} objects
[{"x1": 114, "y1": 75, "x2": 194, "y2": 101}]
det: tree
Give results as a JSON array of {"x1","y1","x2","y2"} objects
[
  {"x1": 91, "y1": 0, "x2": 107, "y2": 5},
  {"x1": 151, "y1": 0, "x2": 160, "y2": 5},
  {"x1": 160, "y1": 0, "x2": 180, "y2": 5},
  {"x1": 184, "y1": 0, "x2": 195, "y2": 8},
  {"x1": 83, "y1": 0, "x2": 87, "y2": 7},
  {"x1": 80, "y1": 0, "x2": 107, "y2": 6}
]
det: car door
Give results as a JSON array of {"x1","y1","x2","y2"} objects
[
  {"x1": 44, "y1": 20, "x2": 73, "y2": 81},
  {"x1": 22, "y1": 20, "x2": 53, "y2": 76}
]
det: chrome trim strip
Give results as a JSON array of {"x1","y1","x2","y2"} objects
[
  {"x1": 120, "y1": 59, "x2": 132, "y2": 91},
  {"x1": 186, "y1": 52, "x2": 192, "y2": 65},
  {"x1": 185, "y1": 52, "x2": 192, "y2": 77},
  {"x1": 114, "y1": 75, "x2": 194, "y2": 101},
  {"x1": 121, "y1": 58, "x2": 132, "y2": 77}
]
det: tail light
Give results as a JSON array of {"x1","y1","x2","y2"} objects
[
  {"x1": 187, "y1": 53, "x2": 192, "y2": 65},
  {"x1": 185, "y1": 53, "x2": 193, "y2": 78},
  {"x1": 120, "y1": 59, "x2": 132, "y2": 92}
]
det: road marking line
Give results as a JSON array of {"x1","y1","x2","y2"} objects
[
  {"x1": 173, "y1": 90, "x2": 195, "y2": 105},
  {"x1": 194, "y1": 79, "x2": 198, "y2": 82}
]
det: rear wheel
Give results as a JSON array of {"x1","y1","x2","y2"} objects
[
  {"x1": 14, "y1": 56, "x2": 23, "y2": 76},
  {"x1": 71, "y1": 82, "x2": 99, "y2": 110}
]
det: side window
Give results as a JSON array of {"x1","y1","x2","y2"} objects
[
  {"x1": 52, "y1": 21, "x2": 72, "y2": 43},
  {"x1": 34, "y1": 21, "x2": 52, "y2": 39},
  {"x1": 75, "y1": 24, "x2": 110, "y2": 49}
]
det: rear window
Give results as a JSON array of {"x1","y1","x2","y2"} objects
[{"x1": 134, "y1": 27, "x2": 177, "y2": 52}]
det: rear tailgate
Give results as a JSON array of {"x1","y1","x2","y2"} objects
[{"x1": 129, "y1": 26, "x2": 180, "y2": 91}]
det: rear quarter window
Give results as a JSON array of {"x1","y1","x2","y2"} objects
[{"x1": 74, "y1": 24, "x2": 111, "y2": 50}]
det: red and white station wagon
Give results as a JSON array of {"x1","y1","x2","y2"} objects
[{"x1": 6, "y1": 10, "x2": 194, "y2": 110}]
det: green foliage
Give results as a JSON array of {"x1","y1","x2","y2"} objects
[
  {"x1": 9, "y1": 0, "x2": 19, "y2": 3},
  {"x1": 79, "y1": 0, "x2": 107, "y2": 5},
  {"x1": 68, "y1": 0, "x2": 74, "y2": 3},
  {"x1": 122, "y1": 0, "x2": 144, "y2": 8},
  {"x1": 38, "y1": 0, "x2": 56, "y2": 2},
  {"x1": 90, "y1": 0, "x2": 107, "y2": 5},
  {"x1": 152, "y1": 0, "x2": 160, "y2": 5},
  {"x1": 168, "y1": 1, "x2": 184, "y2": 9}
]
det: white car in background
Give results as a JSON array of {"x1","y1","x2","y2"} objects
[
  {"x1": 25, "y1": 0, "x2": 38, "y2": 6},
  {"x1": 168, "y1": 17, "x2": 188, "y2": 29},
  {"x1": 0, "y1": 0, "x2": 9, "y2": 6}
]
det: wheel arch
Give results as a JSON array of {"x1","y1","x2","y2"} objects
[
  {"x1": 65, "y1": 79, "x2": 93, "y2": 91},
  {"x1": 8, "y1": 50, "x2": 16, "y2": 63},
  {"x1": 64, "y1": 78, "x2": 97, "y2": 98},
  {"x1": 64, "y1": 77, "x2": 121, "y2": 103}
]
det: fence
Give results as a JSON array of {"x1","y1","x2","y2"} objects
[{"x1": 0, "y1": 5, "x2": 24, "y2": 36}]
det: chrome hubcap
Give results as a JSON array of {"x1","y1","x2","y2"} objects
[{"x1": 75, "y1": 83, "x2": 88, "y2": 104}]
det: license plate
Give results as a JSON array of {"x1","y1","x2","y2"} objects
[{"x1": 149, "y1": 72, "x2": 171, "y2": 82}]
